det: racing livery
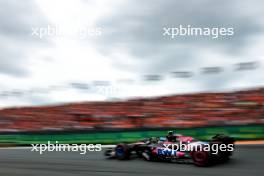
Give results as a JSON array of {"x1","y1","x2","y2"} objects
[{"x1": 104, "y1": 132, "x2": 235, "y2": 166}]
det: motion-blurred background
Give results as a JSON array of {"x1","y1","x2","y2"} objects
[
  {"x1": 0, "y1": 88, "x2": 264, "y2": 145},
  {"x1": 0, "y1": 0, "x2": 264, "y2": 145}
]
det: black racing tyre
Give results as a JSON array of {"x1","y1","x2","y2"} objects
[
  {"x1": 115, "y1": 143, "x2": 130, "y2": 160},
  {"x1": 191, "y1": 150, "x2": 211, "y2": 167}
]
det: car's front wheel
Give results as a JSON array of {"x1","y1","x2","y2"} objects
[{"x1": 115, "y1": 143, "x2": 130, "y2": 160}]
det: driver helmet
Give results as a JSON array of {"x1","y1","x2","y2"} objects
[{"x1": 168, "y1": 130, "x2": 174, "y2": 136}]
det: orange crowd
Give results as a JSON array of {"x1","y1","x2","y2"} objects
[{"x1": 0, "y1": 88, "x2": 263, "y2": 132}]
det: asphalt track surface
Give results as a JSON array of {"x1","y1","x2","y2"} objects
[{"x1": 0, "y1": 145, "x2": 263, "y2": 176}]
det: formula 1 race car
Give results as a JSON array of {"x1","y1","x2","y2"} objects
[{"x1": 104, "y1": 132, "x2": 235, "y2": 167}]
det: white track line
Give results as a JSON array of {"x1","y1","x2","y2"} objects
[{"x1": 0, "y1": 145, "x2": 116, "y2": 150}]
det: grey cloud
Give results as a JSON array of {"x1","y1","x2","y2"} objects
[
  {"x1": 0, "y1": 0, "x2": 51, "y2": 77},
  {"x1": 0, "y1": 0, "x2": 49, "y2": 41},
  {"x1": 0, "y1": 45, "x2": 28, "y2": 77},
  {"x1": 90, "y1": 0, "x2": 264, "y2": 94},
  {"x1": 94, "y1": 0, "x2": 264, "y2": 72}
]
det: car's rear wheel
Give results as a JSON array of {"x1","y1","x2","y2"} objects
[{"x1": 191, "y1": 150, "x2": 210, "y2": 166}]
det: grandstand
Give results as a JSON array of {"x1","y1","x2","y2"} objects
[{"x1": 0, "y1": 88, "x2": 263, "y2": 132}]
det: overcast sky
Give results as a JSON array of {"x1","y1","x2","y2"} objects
[{"x1": 0, "y1": 0, "x2": 264, "y2": 108}]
